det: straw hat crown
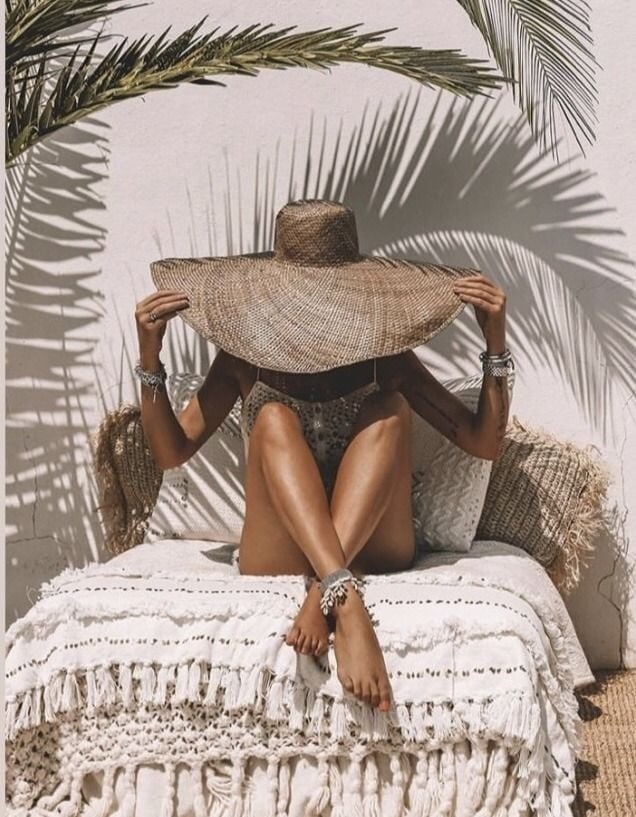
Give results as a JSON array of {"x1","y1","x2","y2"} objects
[
  {"x1": 273, "y1": 199, "x2": 361, "y2": 266},
  {"x1": 150, "y1": 198, "x2": 480, "y2": 373}
]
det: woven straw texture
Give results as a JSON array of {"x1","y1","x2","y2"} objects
[
  {"x1": 475, "y1": 415, "x2": 612, "y2": 595},
  {"x1": 149, "y1": 199, "x2": 480, "y2": 373},
  {"x1": 89, "y1": 405, "x2": 163, "y2": 554},
  {"x1": 573, "y1": 670, "x2": 636, "y2": 817}
]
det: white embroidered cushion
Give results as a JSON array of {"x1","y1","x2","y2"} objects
[
  {"x1": 143, "y1": 373, "x2": 246, "y2": 543},
  {"x1": 410, "y1": 370, "x2": 516, "y2": 553}
]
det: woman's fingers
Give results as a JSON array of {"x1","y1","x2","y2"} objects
[
  {"x1": 455, "y1": 289, "x2": 499, "y2": 306},
  {"x1": 136, "y1": 296, "x2": 190, "y2": 323},
  {"x1": 137, "y1": 295, "x2": 190, "y2": 312},
  {"x1": 137, "y1": 289, "x2": 190, "y2": 310}
]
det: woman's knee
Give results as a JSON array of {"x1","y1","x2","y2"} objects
[
  {"x1": 250, "y1": 401, "x2": 303, "y2": 447},
  {"x1": 356, "y1": 388, "x2": 411, "y2": 437}
]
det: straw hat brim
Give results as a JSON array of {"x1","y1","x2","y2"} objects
[{"x1": 150, "y1": 252, "x2": 480, "y2": 373}]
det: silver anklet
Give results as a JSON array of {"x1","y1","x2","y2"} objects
[{"x1": 319, "y1": 568, "x2": 365, "y2": 616}]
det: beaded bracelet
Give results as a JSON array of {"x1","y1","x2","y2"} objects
[
  {"x1": 479, "y1": 347, "x2": 514, "y2": 378},
  {"x1": 134, "y1": 360, "x2": 168, "y2": 403},
  {"x1": 319, "y1": 567, "x2": 365, "y2": 616}
]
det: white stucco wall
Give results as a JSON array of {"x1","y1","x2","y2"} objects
[{"x1": 5, "y1": 1, "x2": 636, "y2": 669}]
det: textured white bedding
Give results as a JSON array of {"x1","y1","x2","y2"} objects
[{"x1": 5, "y1": 538, "x2": 593, "y2": 816}]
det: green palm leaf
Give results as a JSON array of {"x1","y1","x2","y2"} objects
[
  {"x1": 6, "y1": 14, "x2": 511, "y2": 165},
  {"x1": 455, "y1": 0, "x2": 599, "y2": 158},
  {"x1": 6, "y1": 0, "x2": 145, "y2": 68}
]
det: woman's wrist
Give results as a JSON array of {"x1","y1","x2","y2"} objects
[
  {"x1": 485, "y1": 332, "x2": 506, "y2": 355},
  {"x1": 138, "y1": 346, "x2": 163, "y2": 371}
]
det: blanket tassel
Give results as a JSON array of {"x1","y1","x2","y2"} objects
[
  {"x1": 347, "y1": 755, "x2": 364, "y2": 817},
  {"x1": 276, "y1": 758, "x2": 290, "y2": 817},
  {"x1": 452, "y1": 740, "x2": 472, "y2": 817},
  {"x1": 191, "y1": 761, "x2": 207, "y2": 817},
  {"x1": 464, "y1": 738, "x2": 489, "y2": 811},
  {"x1": 474, "y1": 743, "x2": 510, "y2": 817},
  {"x1": 119, "y1": 763, "x2": 137, "y2": 817},
  {"x1": 160, "y1": 761, "x2": 176, "y2": 817},
  {"x1": 437, "y1": 743, "x2": 457, "y2": 816},
  {"x1": 174, "y1": 663, "x2": 190, "y2": 703},
  {"x1": 407, "y1": 750, "x2": 429, "y2": 817},
  {"x1": 385, "y1": 752, "x2": 406, "y2": 817},
  {"x1": 118, "y1": 663, "x2": 134, "y2": 709},
  {"x1": 422, "y1": 751, "x2": 442, "y2": 817},
  {"x1": 362, "y1": 753, "x2": 381, "y2": 817},
  {"x1": 96, "y1": 765, "x2": 116, "y2": 817},
  {"x1": 102, "y1": 665, "x2": 119, "y2": 707},
  {"x1": 328, "y1": 757, "x2": 345, "y2": 817},
  {"x1": 61, "y1": 671, "x2": 81, "y2": 714},
  {"x1": 308, "y1": 694, "x2": 325, "y2": 737},
  {"x1": 264, "y1": 756, "x2": 280, "y2": 817},
  {"x1": 306, "y1": 754, "x2": 329, "y2": 816},
  {"x1": 227, "y1": 754, "x2": 245, "y2": 817},
  {"x1": 204, "y1": 763, "x2": 232, "y2": 817}
]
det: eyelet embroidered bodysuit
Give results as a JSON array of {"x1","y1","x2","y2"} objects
[{"x1": 240, "y1": 359, "x2": 380, "y2": 496}]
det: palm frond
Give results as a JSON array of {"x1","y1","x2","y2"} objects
[
  {"x1": 6, "y1": 18, "x2": 512, "y2": 165},
  {"x1": 5, "y1": 0, "x2": 147, "y2": 68},
  {"x1": 455, "y1": 0, "x2": 599, "y2": 159}
]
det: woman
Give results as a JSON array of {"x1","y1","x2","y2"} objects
[{"x1": 134, "y1": 270, "x2": 510, "y2": 714}]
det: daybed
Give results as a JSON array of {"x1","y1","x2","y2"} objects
[{"x1": 5, "y1": 369, "x2": 611, "y2": 817}]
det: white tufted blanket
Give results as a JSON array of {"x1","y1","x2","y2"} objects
[{"x1": 5, "y1": 539, "x2": 593, "y2": 817}]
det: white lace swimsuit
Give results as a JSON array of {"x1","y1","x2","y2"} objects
[{"x1": 240, "y1": 359, "x2": 380, "y2": 496}]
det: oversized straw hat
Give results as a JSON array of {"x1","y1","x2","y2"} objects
[{"x1": 150, "y1": 198, "x2": 480, "y2": 373}]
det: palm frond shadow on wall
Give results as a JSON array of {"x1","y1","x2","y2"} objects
[
  {"x1": 5, "y1": 117, "x2": 110, "y2": 621},
  {"x1": 113, "y1": 87, "x2": 633, "y2": 662},
  {"x1": 124, "y1": 87, "x2": 634, "y2": 445}
]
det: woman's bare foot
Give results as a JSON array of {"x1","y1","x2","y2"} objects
[
  {"x1": 331, "y1": 582, "x2": 393, "y2": 710},
  {"x1": 285, "y1": 578, "x2": 330, "y2": 656}
]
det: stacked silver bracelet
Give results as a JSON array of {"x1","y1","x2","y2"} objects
[
  {"x1": 134, "y1": 359, "x2": 168, "y2": 403},
  {"x1": 479, "y1": 347, "x2": 514, "y2": 377},
  {"x1": 319, "y1": 568, "x2": 365, "y2": 616}
]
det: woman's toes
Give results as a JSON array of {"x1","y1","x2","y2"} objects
[
  {"x1": 369, "y1": 679, "x2": 381, "y2": 708},
  {"x1": 361, "y1": 682, "x2": 373, "y2": 706},
  {"x1": 340, "y1": 673, "x2": 355, "y2": 693},
  {"x1": 285, "y1": 626, "x2": 299, "y2": 646},
  {"x1": 314, "y1": 638, "x2": 328, "y2": 656},
  {"x1": 378, "y1": 679, "x2": 393, "y2": 710}
]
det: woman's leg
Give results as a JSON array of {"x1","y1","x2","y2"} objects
[
  {"x1": 238, "y1": 391, "x2": 413, "y2": 709},
  {"x1": 238, "y1": 400, "x2": 347, "y2": 577},
  {"x1": 331, "y1": 388, "x2": 415, "y2": 572},
  {"x1": 287, "y1": 389, "x2": 415, "y2": 653},
  {"x1": 238, "y1": 400, "x2": 345, "y2": 662}
]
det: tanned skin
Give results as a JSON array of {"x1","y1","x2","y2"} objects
[{"x1": 135, "y1": 273, "x2": 509, "y2": 711}]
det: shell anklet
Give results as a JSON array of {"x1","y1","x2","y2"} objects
[{"x1": 318, "y1": 568, "x2": 365, "y2": 616}]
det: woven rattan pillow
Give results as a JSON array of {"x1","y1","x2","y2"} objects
[
  {"x1": 91, "y1": 405, "x2": 164, "y2": 554},
  {"x1": 475, "y1": 415, "x2": 611, "y2": 594}
]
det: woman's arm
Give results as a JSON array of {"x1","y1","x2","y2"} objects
[
  {"x1": 135, "y1": 288, "x2": 240, "y2": 470},
  {"x1": 393, "y1": 272, "x2": 510, "y2": 460},
  {"x1": 140, "y1": 348, "x2": 240, "y2": 470}
]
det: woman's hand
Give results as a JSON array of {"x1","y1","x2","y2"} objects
[
  {"x1": 452, "y1": 273, "x2": 506, "y2": 350},
  {"x1": 135, "y1": 289, "x2": 190, "y2": 354}
]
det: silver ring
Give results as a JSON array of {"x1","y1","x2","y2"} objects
[{"x1": 149, "y1": 310, "x2": 158, "y2": 322}]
